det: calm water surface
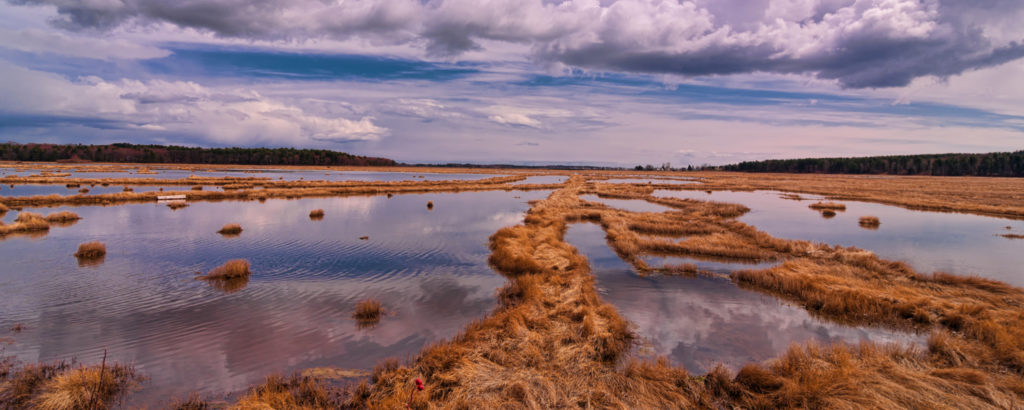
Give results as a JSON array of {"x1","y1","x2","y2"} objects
[
  {"x1": 0, "y1": 166, "x2": 502, "y2": 182},
  {"x1": 655, "y1": 190, "x2": 1024, "y2": 286},
  {"x1": 565, "y1": 223, "x2": 923, "y2": 373},
  {"x1": 0, "y1": 190, "x2": 549, "y2": 405}
]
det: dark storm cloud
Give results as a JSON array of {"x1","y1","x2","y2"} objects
[{"x1": 9, "y1": 0, "x2": 1024, "y2": 88}]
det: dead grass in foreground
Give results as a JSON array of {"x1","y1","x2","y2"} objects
[{"x1": 0, "y1": 357, "x2": 143, "y2": 409}]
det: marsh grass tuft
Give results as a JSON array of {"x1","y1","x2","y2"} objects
[
  {"x1": 122, "y1": 187, "x2": 133, "y2": 192},
  {"x1": 309, "y1": 209, "x2": 325, "y2": 220},
  {"x1": 73, "y1": 242, "x2": 106, "y2": 264},
  {"x1": 166, "y1": 201, "x2": 188, "y2": 210},
  {"x1": 353, "y1": 299, "x2": 384, "y2": 328},
  {"x1": 78, "y1": 188, "x2": 89, "y2": 194},
  {"x1": 426, "y1": 201, "x2": 434, "y2": 210},
  {"x1": 217, "y1": 223, "x2": 243, "y2": 236},
  {"x1": 166, "y1": 392, "x2": 211, "y2": 409},
  {"x1": 0, "y1": 212, "x2": 50, "y2": 237},
  {"x1": 859, "y1": 215, "x2": 881, "y2": 229},
  {"x1": 0, "y1": 358, "x2": 143, "y2": 409},
  {"x1": 821, "y1": 209, "x2": 837, "y2": 218},
  {"x1": 200, "y1": 259, "x2": 251, "y2": 280},
  {"x1": 808, "y1": 201, "x2": 846, "y2": 211},
  {"x1": 45, "y1": 211, "x2": 81, "y2": 224},
  {"x1": 999, "y1": 233, "x2": 1024, "y2": 240}
]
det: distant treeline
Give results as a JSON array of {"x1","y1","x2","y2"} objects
[
  {"x1": 0, "y1": 143, "x2": 396, "y2": 166},
  {"x1": 721, "y1": 151, "x2": 1024, "y2": 177}
]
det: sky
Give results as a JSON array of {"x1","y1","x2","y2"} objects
[{"x1": 0, "y1": 0, "x2": 1023, "y2": 166}]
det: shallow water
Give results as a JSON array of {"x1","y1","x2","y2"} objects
[
  {"x1": 0, "y1": 190, "x2": 549, "y2": 405},
  {"x1": 655, "y1": 190, "x2": 1024, "y2": 286},
  {"x1": 0, "y1": 166, "x2": 503, "y2": 182},
  {"x1": 0, "y1": 184, "x2": 213, "y2": 197},
  {"x1": 600, "y1": 178, "x2": 697, "y2": 185},
  {"x1": 565, "y1": 223, "x2": 924, "y2": 373},
  {"x1": 514, "y1": 175, "x2": 568, "y2": 185},
  {"x1": 579, "y1": 194, "x2": 675, "y2": 213}
]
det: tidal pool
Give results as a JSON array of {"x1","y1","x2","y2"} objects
[
  {"x1": 565, "y1": 223, "x2": 924, "y2": 373},
  {"x1": 0, "y1": 189, "x2": 549, "y2": 405},
  {"x1": 579, "y1": 194, "x2": 675, "y2": 213},
  {"x1": 654, "y1": 190, "x2": 1024, "y2": 286}
]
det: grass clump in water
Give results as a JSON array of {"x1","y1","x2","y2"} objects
[
  {"x1": 46, "y1": 211, "x2": 81, "y2": 224},
  {"x1": 309, "y1": 209, "x2": 325, "y2": 220},
  {"x1": 353, "y1": 299, "x2": 384, "y2": 327},
  {"x1": 808, "y1": 201, "x2": 846, "y2": 211},
  {"x1": 74, "y1": 241, "x2": 106, "y2": 260},
  {"x1": 217, "y1": 223, "x2": 243, "y2": 236},
  {"x1": 859, "y1": 216, "x2": 881, "y2": 229},
  {"x1": 200, "y1": 259, "x2": 251, "y2": 280}
]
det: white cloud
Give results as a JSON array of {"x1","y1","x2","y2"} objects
[
  {"x1": 0, "y1": 27, "x2": 170, "y2": 59},
  {"x1": 0, "y1": 60, "x2": 387, "y2": 145}
]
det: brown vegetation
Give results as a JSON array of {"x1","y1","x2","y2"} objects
[
  {"x1": 199, "y1": 259, "x2": 251, "y2": 281},
  {"x1": 309, "y1": 209, "x2": 325, "y2": 220},
  {"x1": 1001, "y1": 233, "x2": 1024, "y2": 239},
  {"x1": 821, "y1": 209, "x2": 837, "y2": 218},
  {"x1": 0, "y1": 358, "x2": 143, "y2": 409},
  {"x1": 45, "y1": 211, "x2": 80, "y2": 223},
  {"x1": 353, "y1": 299, "x2": 384, "y2": 328},
  {"x1": 808, "y1": 201, "x2": 846, "y2": 211},
  {"x1": 0, "y1": 212, "x2": 50, "y2": 237},
  {"x1": 166, "y1": 201, "x2": 188, "y2": 210},
  {"x1": 426, "y1": 200, "x2": 434, "y2": 210},
  {"x1": 74, "y1": 241, "x2": 106, "y2": 259},
  {"x1": 330, "y1": 175, "x2": 1024, "y2": 408},
  {"x1": 217, "y1": 223, "x2": 243, "y2": 236},
  {"x1": 859, "y1": 216, "x2": 881, "y2": 229}
]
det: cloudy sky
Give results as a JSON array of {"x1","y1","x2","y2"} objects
[{"x1": 1, "y1": 0, "x2": 1022, "y2": 166}]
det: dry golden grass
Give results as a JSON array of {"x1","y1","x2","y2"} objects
[
  {"x1": 200, "y1": 259, "x2": 251, "y2": 281},
  {"x1": 165, "y1": 392, "x2": 211, "y2": 409},
  {"x1": 0, "y1": 359, "x2": 142, "y2": 409},
  {"x1": 353, "y1": 299, "x2": 383, "y2": 327},
  {"x1": 309, "y1": 208, "x2": 325, "y2": 219},
  {"x1": 0, "y1": 201, "x2": 7, "y2": 214},
  {"x1": 232, "y1": 373, "x2": 344, "y2": 409},
  {"x1": 859, "y1": 215, "x2": 881, "y2": 228},
  {"x1": 0, "y1": 211, "x2": 50, "y2": 237},
  {"x1": 45, "y1": 211, "x2": 80, "y2": 223},
  {"x1": 328, "y1": 174, "x2": 1024, "y2": 408},
  {"x1": 73, "y1": 241, "x2": 106, "y2": 259},
  {"x1": 808, "y1": 201, "x2": 846, "y2": 211},
  {"x1": 217, "y1": 223, "x2": 243, "y2": 236}
]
